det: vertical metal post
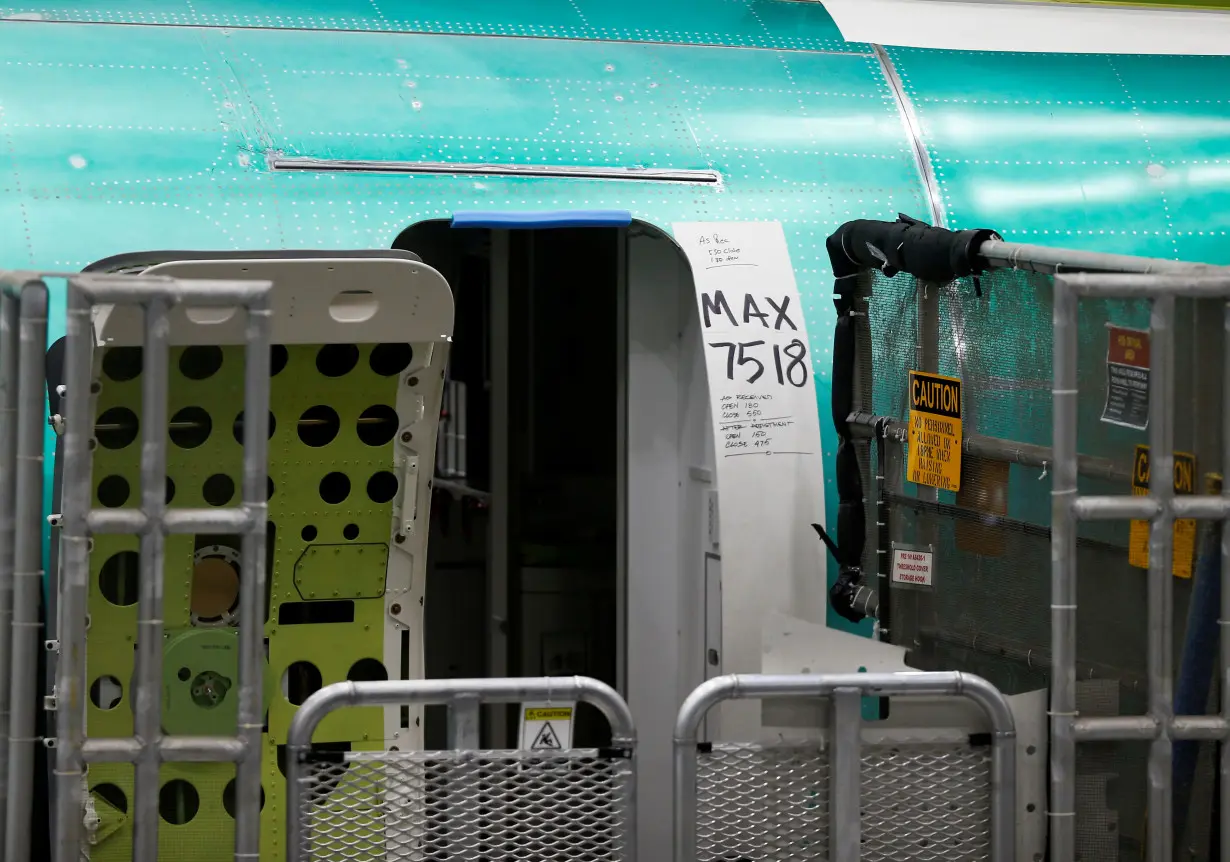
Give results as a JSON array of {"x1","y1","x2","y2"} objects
[
  {"x1": 829, "y1": 687, "x2": 862, "y2": 862},
  {"x1": 448, "y1": 694, "x2": 480, "y2": 750},
  {"x1": 447, "y1": 693, "x2": 482, "y2": 860},
  {"x1": 53, "y1": 281, "x2": 92, "y2": 862},
  {"x1": 488, "y1": 230, "x2": 510, "y2": 749},
  {"x1": 1220, "y1": 298, "x2": 1230, "y2": 862},
  {"x1": 6, "y1": 281, "x2": 47, "y2": 862},
  {"x1": 235, "y1": 298, "x2": 272, "y2": 862},
  {"x1": 0, "y1": 288, "x2": 20, "y2": 854},
  {"x1": 614, "y1": 226, "x2": 629, "y2": 699},
  {"x1": 1049, "y1": 279, "x2": 1079, "y2": 862},
  {"x1": 1148, "y1": 295, "x2": 1176, "y2": 862},
  {"x1": 131, "y1": 298, "x2": 170, "y2": 862}
]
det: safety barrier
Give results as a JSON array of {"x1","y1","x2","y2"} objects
[
  {"x1": 60, "y1": 273, "x2": 273, "y2": 862},
  {"x1": 672, "y1": 671, "x2": 1017, "y2": 862},
  {"x1": 823, "y1": 220, "x2": 1230, "y2": 861},
  {"x1": 0, "y1": 278, "x2": 49, "y2": 862},
  {"x1": 285, "y1": 676, "x2": 638, "y2": 862},
  {"x1": 1050, "y1": 271, "x2": 1230, "y2": 862}
]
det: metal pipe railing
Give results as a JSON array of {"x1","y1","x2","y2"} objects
[
  {"x1": 672, "y1": 671, "x2": 1017, "y2": 862},
  {"x1": 285, "y1": 676, "x2": 638, "y2": 862},
  {"x1": 0, "y1": 286, "x2": 21, "y2": 854},
  {"x1": 979, "y1": 240, "x2": 1230, "y2": 277},
  {"x1": 1, "y1": 280, "x2": 47, "y2": 862},
  {"x1": 848, "y1": 410, "x2": 1130, "y2": 483},
  {"x1": 1050, "y1": 270, "x2": 1230, "y2": 862}
]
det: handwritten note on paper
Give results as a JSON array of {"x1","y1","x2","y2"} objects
[
  {"x1": 673, "y1": 221, "x2": 827, "y2": 740},
  {"x1": 684, "y1": 228, "x2": 814, "y2": 459}
]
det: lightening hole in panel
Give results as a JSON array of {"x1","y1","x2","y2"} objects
[
  {"x1": 298, "y1": 406, "x2": 340, "y2": 447},
  {"x1": 95, "y1": 407, "x2": 138, "y2": 450},
  {"x1": 203, "y1": 474, "x2": 235, "y2": 507},
  {"x1": 179, "y1": 345, "x2": 223, "y2": 380},
  {"x1": 265, "y1": 521, "x2": 277, "y2": 623},
  {"x1": 301, "y1": 525, "x2": 318, "y2": 542},
  {"x1": 342, "y1": 524, "x2": 359, "y2": 541},
  {"x1": 271, "y1": 344, "x2": 288, "y2": 376},
  {"x1": 369, "y1": 343, "x2": 413, "y2": 377},
  {"x1": 97, "y1": 475, "x2": 130, "y2": 508},
  {"x1": 282, "y1": 661, "x2": 322, "y2": 705},
  {"x1": 316, "y1": 344, "x2": 359, "y2": 378},
  {"x1": 267, "y1": 476, "x2": 275, "y2": 501},
  {"x1": 278, "y1": 600, "x2": 354, "y2": 625},
  {"x1": 319, "y1": 473, "x2": 351, "y2": 505},
  {"x1": 158, "y1": 779, "x2": 199, "y2": 825},
  {"x1": 166, "y1": 477, "x2": 176, "y2": 505},
  {"x1": 169, "y1": 407, "x2": 211, "y2": 449},
  {"x1": 91, "y1": 783, "x2": 128, "y2": 814},
  {"x1": 221, "y1": 779, "x2": 265, "y2": 817},
  {"x1": 99, "y1": 551, "x2": 139, "y2": 607},
  {"x1": 357, "y1": 405, "x2": 398, "y2": 447},
  {"x1": 102, "y1": 346, "x2": 142, "y2": 382},
  {"x1": 89, "y1": 675, "x2": 122, "y2": 710},
  {"x1": 367, "y1": 471, "x2": 398, "y2": 504},
  {"x1": 232, "y1": 411, "x2": 277, "y2": 444},
  {"x1": 191, "y1": 555, "x2": 239, "y2": 621},
  {"x1": 276, "y1": 741, "x2": 350, "y2": 780},
  {"x1": 346, "y1": 658, "x2": 387, "y2": 682}
]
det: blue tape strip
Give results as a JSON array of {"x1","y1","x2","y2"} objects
[{"x1": 451, "y1": 210, "x2": 633, "y2": 229}]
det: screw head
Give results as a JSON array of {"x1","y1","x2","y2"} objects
[
  {"x1": 394, "y1": 533, "x2": 405, "y2": 544},
  {"x1": 400, "y1": 431, "x2": 412, "y2": 443},
  {"x1": 390, "y1": 603, "x2": 402, "y2": 615}
]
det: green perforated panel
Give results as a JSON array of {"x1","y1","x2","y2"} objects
[{"x1": 85, "y1": 341, "x2": 412, "y2": 859}]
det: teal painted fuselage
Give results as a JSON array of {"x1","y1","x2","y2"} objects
[{"x1": 2, "y1": 0, "x2": 1229, "y2": 630}]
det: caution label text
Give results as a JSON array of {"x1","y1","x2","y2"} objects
[
  {"x1": 1128, "y1": 445, "x2": 1196, "y2": 579},
  {"x1": 907, "y1": 371, "x2": 963, "y2": 492}
]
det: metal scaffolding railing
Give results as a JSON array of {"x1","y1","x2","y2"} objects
[
  {"x1": 671, "y1": 671, "x2": 1018, "y2": 862},
  {"x1": 1050, "y1": 271, "x2": 1230, "y2": 862},
  {"x1": 285, "y1": 676, "x2": 638, "y2": 862},
  {"x1": 39, "y1": 271, "x2": 274, "y2": 862}
]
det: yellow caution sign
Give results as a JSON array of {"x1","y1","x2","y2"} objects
[
  {"x1": 1128, "y1": 445, "x2": 1196, "y2": 579},
  {"x1": 907, "y1": 370, "x2": 962, "y2": 492},
  {"x1": 524, "y1": 707, "x2": 572, "y2": 722}
]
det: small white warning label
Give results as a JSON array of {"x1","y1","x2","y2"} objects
[
  {"x1": 531, "y1": 722, "x2": 562, "y2": 750},
  {"x1": 518, "y1": 702, "x2": 574, "y2": 751},
  {"x1": 891, "y1": 544, "x2": 934, "y2": 588}
]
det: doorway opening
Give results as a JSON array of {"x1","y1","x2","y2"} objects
[{"x1": 395, "y1": 221, "x2": 624, "y2": 749}]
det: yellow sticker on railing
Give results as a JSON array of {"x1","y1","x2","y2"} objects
[
  {"x1": 907, "y1": 370, "x2": 962, "y2": 493},
  {"x1": 1128, "y1": 445, "x2": 1196, "y2": 579}
]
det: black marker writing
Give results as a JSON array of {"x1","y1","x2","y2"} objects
[
  {"x1": 707, "y1": 339, "x2": 809, "y2": 387},
  {"x1": 701, "y1": 290, "x2": 799, "y2": 331}
]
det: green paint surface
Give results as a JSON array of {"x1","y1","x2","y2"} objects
[{"x1": 86, "y1": 344, "x2": 398, "y2": 858}]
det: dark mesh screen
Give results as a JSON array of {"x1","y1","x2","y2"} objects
[{"x1": 852, "y1": 264, "x2": 1219, "y2": 861}]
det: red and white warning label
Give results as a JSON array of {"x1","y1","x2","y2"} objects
[{"x1": 891, "y1": 546, "x2": 934, "y2": 588}]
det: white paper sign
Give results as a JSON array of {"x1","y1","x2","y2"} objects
[
  {"x1": 518, "y1": 702, "x2": 574, "y2": 751},
  {"x1": 891, "y1": 544, "x2": 934, "y2": 588},
  {"x1": 673, "y1": 221, "x2": 827, "y2": 740}
]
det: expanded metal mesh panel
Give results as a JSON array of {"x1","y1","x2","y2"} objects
[
  {"x1": 694, "y1": 742, "x2": 991, "y2": 862},
  {"x1": 296, "y1": 749, "x2": 631, "y2": 862},
  {"x1": 852, "y1": 262, "x2": 1217, "y2": 860}
]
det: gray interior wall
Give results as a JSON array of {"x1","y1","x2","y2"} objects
[{"x1": 626, "y1": 227, "x2": 713, "y2": 862}]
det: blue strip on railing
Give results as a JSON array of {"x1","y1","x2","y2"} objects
[{"x1": 451, "y1": 210, "x2": 633, "y2": 229}]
